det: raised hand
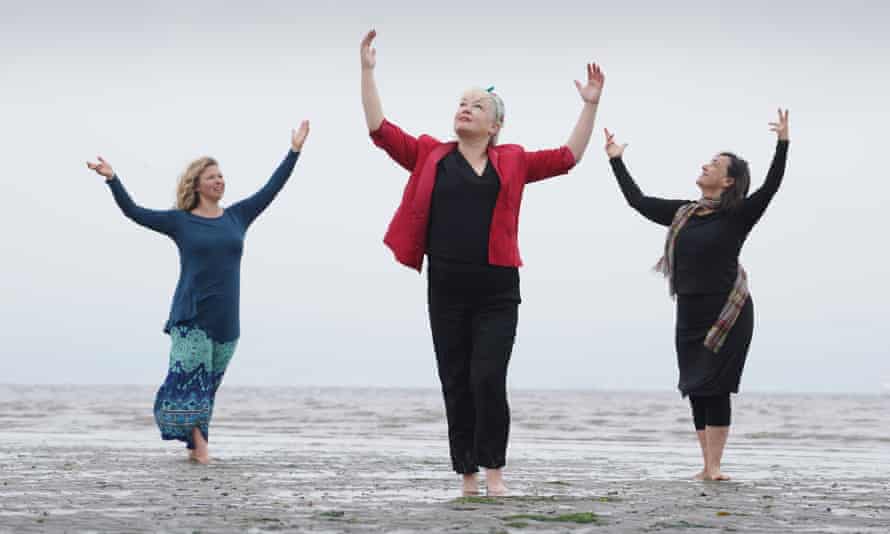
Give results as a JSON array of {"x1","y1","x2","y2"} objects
[
  {"x1": 769, "y1": 108, "x2": 789, "y2": 141},
  {"x1": 360, "y1": 29, "x2": 377, "y2": 70},
  {"x1": 86, "y1": 156, "x2": 114, "y2": 180},
  {"x1": 291, "y1": 120, "x2": 310, "y2": 152},
  {"x1": 574, "y1": 63, "x2": 605, "y2": 105},
  {"x1": 604, "y1": 128, "x2": 628, "y2": 159}
]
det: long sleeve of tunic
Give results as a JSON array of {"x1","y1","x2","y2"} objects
[{"x1": 609, "y1": 157, "x2": 690, "y2": 227}]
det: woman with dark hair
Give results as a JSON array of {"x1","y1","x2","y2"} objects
[
  {"x1": 360, "y1": 29, "x2": 604, "y2": 495},
  {"x1": 86, "y1": 121, "x2": 309, "y2": 463},
  {"x1": 605, "y1": 110, "x2": 790, "y2": 481}
]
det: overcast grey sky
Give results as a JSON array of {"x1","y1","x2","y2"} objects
[{"x1": 1, "y1": 1, "x2": 887, "y2": 393}]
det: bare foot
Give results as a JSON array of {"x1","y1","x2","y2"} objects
[
  {"x1": 190, "y1": 427, "x2": 209, "y2": 464},
  {"x1": 462, "y1": 474, "x2": 480, "y2": 496},
  {"x1": 487, "y1": 483, "x2": 508, "y2": 497},
  {"x1": 705, "y1": 470, "x2": 731, "y2": 481},
  {"x1": 693, "y1": 470, "x2": 706, "y2": 481},
  {"x1": 485, "y1": 468, "x2": 508, "y2": 496}
]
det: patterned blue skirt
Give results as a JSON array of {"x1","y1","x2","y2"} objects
[{"x1": 153, "y1": 326, "x2": 238, "y2": 449}]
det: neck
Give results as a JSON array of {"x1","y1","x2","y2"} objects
[
  {"x1": 698, "y1": 188, "x2": 723, "y2": 202},
  {"x1": 193, "y1": 197, "x2": 221, "y2": 214},
  {"x1": 457, "y1": 135, "x2": 490, "y2": 162}
]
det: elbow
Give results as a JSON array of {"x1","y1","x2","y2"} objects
[
  {"x1": 122, "y1": 212, "x2": 139, "y2": 225},
  {"x1": 626, "y1": 195, "x2": 644, "y2": 211},
  {"x1": 367, "y1": 114, "x2": 386, "y2": 136},
  {"x1": 368, "y1": 118, "x2": 387, "y2": 142},
  {"x1": 369, "y1": 117, "x2": 384, "y2": 134},
  {"x1": 566, "y1": 144, "x2": 582, "y2": 164}
]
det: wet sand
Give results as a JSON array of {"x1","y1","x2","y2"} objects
[{"x1": 0, "y1": 385, "x2": 887, "y2": 532}]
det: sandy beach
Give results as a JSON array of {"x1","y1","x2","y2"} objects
[{"x1": 0, "y1": 385, "x2": 886, "y2": 532}]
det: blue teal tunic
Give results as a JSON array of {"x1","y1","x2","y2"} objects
[{"x1": 106, "y1": 150, "x2": 300, "y2": 342}]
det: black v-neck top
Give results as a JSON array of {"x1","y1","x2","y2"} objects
[{"x1": 426, "y1": 148, "x2": 501, "y2": 265}]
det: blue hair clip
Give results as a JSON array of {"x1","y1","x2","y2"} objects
[{"x1": 486, "y1": 86, "x2": 495, "y2": 93}]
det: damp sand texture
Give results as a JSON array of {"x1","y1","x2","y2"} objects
[{"x1": 0, "y1": 385, "x2": 887, "y2": 533}]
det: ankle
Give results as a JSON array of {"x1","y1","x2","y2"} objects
[{"x1": 485, "y1": 469, "x2": 505, "y2": 485}]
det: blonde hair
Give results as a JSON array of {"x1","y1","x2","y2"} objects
[
  {"x1": 175, "y1": 156, "x2": 218, "y2": 211},
  {"x1": 462, "y1": 87, "x2": 506, "y2": 145}
]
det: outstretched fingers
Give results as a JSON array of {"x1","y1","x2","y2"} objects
[
  {"x1": 589, "y1": 63, "x2": 604, "y2": 84},
  {"x1": 361, "y1": 29, "x2": 376, "y2": 49},
  {"x1": 86, "y1": 155, "x2": 113, "y2": 177}
]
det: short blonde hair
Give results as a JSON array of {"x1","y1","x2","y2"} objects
[{"x1": 175, "y1": 156, "x2": 218, "y2": 211}]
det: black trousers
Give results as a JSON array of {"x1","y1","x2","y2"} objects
[{"x1": 427, "y1": 257, "x2": 520, "y2": 474}]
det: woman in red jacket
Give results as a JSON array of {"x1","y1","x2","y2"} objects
[{"x1": 360, "y1": 29, "x2": 604, "y2": 496}]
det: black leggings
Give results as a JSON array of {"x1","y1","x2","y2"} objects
[{"x1": 689, "y1": 394, "x2": 731, "y2": 430}]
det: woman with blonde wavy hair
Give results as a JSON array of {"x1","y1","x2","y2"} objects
[{"x1": 86, "y1": 121, "x2": 309, "y2": 463}]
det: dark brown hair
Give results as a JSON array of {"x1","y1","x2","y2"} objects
[{"x1": 718, "y1": 152, "x2": 751, "y2": 212}]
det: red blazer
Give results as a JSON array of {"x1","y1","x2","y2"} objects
[{"x1": 370, "y1": 118, "x2": 576, "y2": 271}]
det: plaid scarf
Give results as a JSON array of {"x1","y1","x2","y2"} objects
[{"x1": 654, "y1": 199, "x2": 749, "y2": 354}]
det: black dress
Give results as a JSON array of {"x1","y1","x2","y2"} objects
[{"x1": 610, "y1": 141, "x2": 789, "y2": 397}]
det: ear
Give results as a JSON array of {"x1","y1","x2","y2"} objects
[{"x1": 722, "y1": 176, "x2": 735, "y2": 189}]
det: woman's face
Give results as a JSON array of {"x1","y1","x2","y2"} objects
[
  {"x1": 196, "y1": 164, "x2": 225, "y2": 203},
  {"x1": 696, "y1": 154, "x2": 733, "y2": 192},
  {"x1": 453, "y1": 90, "x2": 499, "y2": 142}
]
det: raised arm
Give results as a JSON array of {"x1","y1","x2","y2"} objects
[
  {"x1": 565, "y1": 63, "x2": 604, "y2": 163},
  {"x1": 604, "y1": 130, "x2": 688, "y2": 226},
  {"x1": 361, "y1": 29, "x2": 420, "y2": 171},
  {"x1": 87, "y1": 156, "x2": 178, "y2": 237},
  {"x1": 523, "y1": 63, "x2": 604, "y2": 183},
  {"x1": 736, "y1": 109, "x2": 790, "y2": 229},
  {"x1": 360, "y1": 29, "x2": 384, "y2": 133},
  {"x1": 230, "y1": 121, "x2": 308, "y2": 228}
]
